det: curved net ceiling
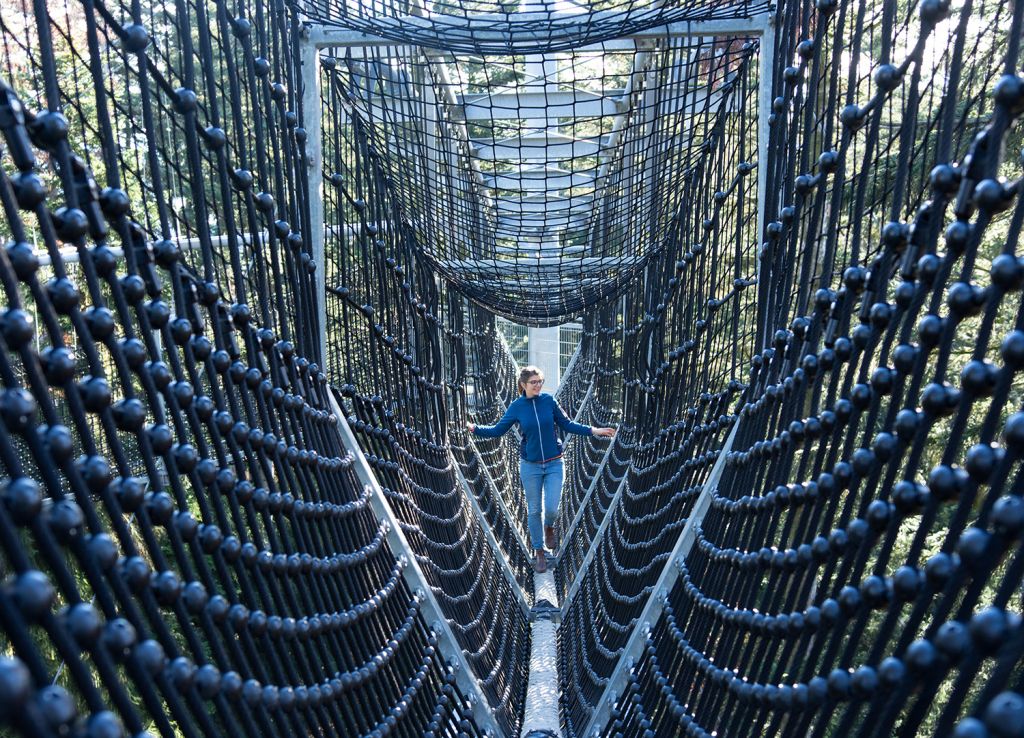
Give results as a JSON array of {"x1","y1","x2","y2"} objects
[
  {"x1": 292, "y1": 0, "x2": 772, "y2": 55},
  {"x1": 323, "y1": 33, "x2": 761, "y2": 323}
]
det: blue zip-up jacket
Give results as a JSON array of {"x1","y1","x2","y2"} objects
[{"x1": 472, "y1": 393, "x2": 591, "y2": 462}]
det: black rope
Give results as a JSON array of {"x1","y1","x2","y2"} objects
[
  {"x1": 594, "y1": 0, "x2": 1024, "y2": 737},
  {"x1": 3, "y1": 0, "x2": 1024, "y2": 736},
  {"x1": 0, "y1": 0, "x2": 493, "y2": 734}
]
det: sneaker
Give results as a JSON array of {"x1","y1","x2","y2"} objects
[
  {"x1": 534, "y1": 549, "x2": 547, "y2": 574},
  {"x1": 544, "y1": 525, "x2": 557, "y2": 551}
]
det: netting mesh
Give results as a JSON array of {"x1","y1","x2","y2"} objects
[
  {"x1": 560, "y1": 0, "x2": 1024, "y2": 736},
  {"x1": 0, "y1": 0, "x2": 513, "y2": 734},
  {"x1": 2, "y1": 0, "x2": 1024, "y2": 735},
  {"x1": 290, "y1": 0, "x2": 772, "y2": 55},
  {"x1": 322, "y1": 35, "x2": 761, "y2": 323}
]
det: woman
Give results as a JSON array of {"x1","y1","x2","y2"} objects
[{"x1": 467, "y1": 366, "x2": 616, "y2": 573}]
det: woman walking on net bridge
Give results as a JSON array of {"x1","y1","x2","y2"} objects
[{"x1": 468, "y1": 366, "x2": 616, "y2": 573}]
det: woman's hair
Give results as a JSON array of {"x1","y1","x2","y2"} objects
[{"x1": 518, "y1": 365, "x2": 543, "y2": 395}]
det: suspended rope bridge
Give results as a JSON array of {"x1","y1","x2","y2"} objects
[{"x1": 0, "y1": 0, "x2": 1022, "y2": 736}]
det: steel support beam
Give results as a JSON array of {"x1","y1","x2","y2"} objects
[
  {"x1": 756, "y1": 13, "x2": 776, "y2": 345},
  {"x1": 460, "y1": 90, "x2": 623, "y2": 120},
  {"x1": 756, "y1": 15, "x2": 776, "y2": 251},
  {"x1": 435, "y1": 256, "x2": 639, "y2": 271},
  {"x1": 300, "y1": 36, "x2": 327, "y2": 368},
  {"x1": 304, "y1": 13, "x2": 772, "y2": 48}
]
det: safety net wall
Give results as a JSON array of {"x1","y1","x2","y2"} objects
[
  {"x1": 552, "y1": 34, "x2": 762, "y2": 736},
  {"x1": 320, "y1": 72, "x2": 533, "y2": 734},
  {"x1": 582, "y1": 0, "x2": 1024, "y2": 737},
  {"x1": 317, "y1": 33, "x2": 764, "y2": 322},
  {"x1": 1, "y1": 0, "x2": 1024, "y2": 737},
  {"x1": 0, "y1": 0, "x2": 514, "y2": 735}
]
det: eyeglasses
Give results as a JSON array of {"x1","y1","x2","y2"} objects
[{"x1": 526, "y1": 379, "x2": 544, "y2": 386}]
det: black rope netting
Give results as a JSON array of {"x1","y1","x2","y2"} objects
[
  {"x1": 0, "y1": 0, "x2": 510, "y2": 735},
  {"x1": 322, "y1": 35, "x2": 761, "y2": 323},
  {"x1": 290, "y1": 0, "x2": 773, "y2": 56},
  {"x1": 320, "y1": 75, "x2": 532, "y2": 734},
  {"x1": 2, "y1": 0, "x2": 1024, "y2": 736},
  {"x1": 565, "y1": 0, "x2": 1024, "y2": 736}
]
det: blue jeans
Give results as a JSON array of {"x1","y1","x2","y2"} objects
[{"x1": 520, "y1": 458, "x2": 563, "y2": 551}]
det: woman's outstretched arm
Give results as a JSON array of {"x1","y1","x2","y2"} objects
[
  {"x1": 467, "y1": 404, "x2": 519, "y2": 437},
  {"x1": 553, "y1": 401, "x2": 615, "y2": 437}
]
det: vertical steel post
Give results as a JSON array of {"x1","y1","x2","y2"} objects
[
  {"x1": 756, "y1": 13, "x2": 776, "y2": 345},
  {"x1": 300, "y1": 34, "x2": 327, "y2": 368},
  {"x1": 755, "y1": 12, "x2": 777, "y2": 249}
]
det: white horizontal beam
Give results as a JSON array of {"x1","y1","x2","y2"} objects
[
  {"x1": 493, "y1": 221, "x2": 587, "y2": 236},
  {"x1": 633, "y1": 14, "x2": 771, "y2": 39},
  {"x1": 494, "y1": 219, "x2": 589, "y2": 232},
  {"x1": 484, "y1": 167, "x2": 594, "y2": 192},
  {"x1": 474, "y1": 134, "x2": 606, "y2": 161},
  {"x1": 459, "y1": 85, "x2": 728, "y2": 123},
  {"x1": 439, "y1": 255, "x2": 634, "y2": 269},
  {"x1": 487, "y1": 175, "x2": 592, "y2": 193},
  {"x1": 493, "y1": 248, "x2": 586, "y2": 257},
  {"x1": 495, "y1": 196, "x2": 593, "y2": 216},
  {"x1": 460, "y1": 90, "x2": 624, "y2": 120},
  {"x1": 442, "y1": 272, "x2": 632, "y2": 286},
  {"x1": 353, "y1": 84, "x2": 726, "y2": 131}
]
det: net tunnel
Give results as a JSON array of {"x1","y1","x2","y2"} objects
[{"x1": 0, "y1": 0, "x2": 1023, "y2": 736}]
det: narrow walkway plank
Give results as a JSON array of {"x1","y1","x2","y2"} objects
[{"x1": 521, "y1": 565, "x2": 562, "y2": 737}]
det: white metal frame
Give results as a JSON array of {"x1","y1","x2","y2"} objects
[
  {"x1": 299, "y1": 12, "x2": 773, "y2": 326},
  {"x1": 303, "y1": 15, "x2": 773, "y2": 48},
  {"x1": 300, "y1": 37, "x2": 327, "y2": 368},
  {"x1": 300, "y1": 13, "x2": 775, "y2": 738}
]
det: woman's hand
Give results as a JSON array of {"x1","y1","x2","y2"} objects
[
  {"x1": 592, "y1": 426, "x2": 616, "y2": 438},
  {"x1": 466, "y1": 422, "x2": 476, "y2": 433}
]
